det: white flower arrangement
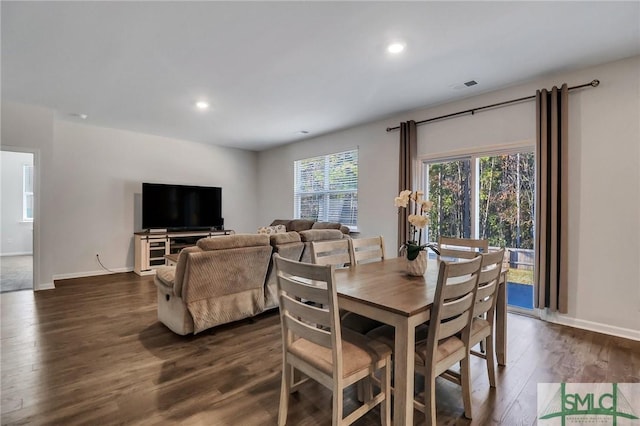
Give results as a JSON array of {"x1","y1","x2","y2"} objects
[{"x1": 395, "y1": 189, "x2": 439, "y2": 260}]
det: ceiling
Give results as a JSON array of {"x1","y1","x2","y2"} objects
[{"x1": 2, "y1": 2, "x2": 639, "y2": 151}]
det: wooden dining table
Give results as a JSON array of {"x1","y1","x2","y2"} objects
[{"x1": 334, "y1": 257, "x2": 507, "y2": 426}]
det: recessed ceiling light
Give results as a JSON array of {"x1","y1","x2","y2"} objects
[
  {"x1": 70, "y1": 113, "x2": 88, "y2": 120},
  {"x1": 195, "y1": 101, "x2": 209, "y2": 110},
  {"x1": 387, "y1": 42, "x2": 405, "y2": 54}
]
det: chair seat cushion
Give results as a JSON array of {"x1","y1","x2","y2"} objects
[
  {"x1": 341, "y1": 312, "x2": 384, "y2": 335},
  {"x1": 288, "y1": 328, "x2": 391, "y2": 378},
  {"x1": 366, "y1": 324, "x2": 429, "y2": 350},
  {"x1": 415, "y1": 335, "x2": 465, "y2": 366},
  {"x1": 470, "y1": 317, "x2": 492, "y2": 344}
]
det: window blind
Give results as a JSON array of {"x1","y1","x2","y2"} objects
[{"x1": 294, "y1": 149, "x2": 358, "y2": 228}]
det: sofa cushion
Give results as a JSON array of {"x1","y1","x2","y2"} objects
[
  {"x1": 270, "y1": 231, "x2": 302, "y2": 245},
  {"x1": 299, "y1": 229, "x2": 345, "y2": 242},
  {"x1": 197, "y1": 234, "x2": 270, "y2": 251},
  {"x1": 311, "y1": 221, "x2": 342, "y2": 230},
  {"x1": 288, "y1": 219, "x2": 315, "y2": 232}
]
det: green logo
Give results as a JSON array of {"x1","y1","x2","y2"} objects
[{"x1": 538, "y1": 383, "x2": 639, "y2": 425}]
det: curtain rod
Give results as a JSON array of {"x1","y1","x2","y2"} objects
[{"x1": 386, "y1": 79, "x2": 600, "y2": 132}]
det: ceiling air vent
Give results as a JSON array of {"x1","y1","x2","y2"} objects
[{"x1": 464, "y1": 80, "x2": 478, "y2": 87}]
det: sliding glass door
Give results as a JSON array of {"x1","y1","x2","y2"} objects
[{"x1": 423, "y1": 148, "x2": 535, "y2": 312}]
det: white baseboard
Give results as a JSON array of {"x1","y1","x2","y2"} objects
[
  {"x1": 0, "y1": 251, "x2": 33, "y2": 257},
  {"x1": 541, "y1": 311, "x2": 640, "y2": 341},
  {"x1": 35, "y1": 282, "x2": 55, "y2": 291},
  {"x1": 52, "y1": 267, "x2": 133, "y2": 281}
]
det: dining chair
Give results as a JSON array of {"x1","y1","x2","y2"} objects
[
  {"x1": 341, "y1": 236, "x2": 386, "y2": 335},
  {"x1": 413, "y1": 256, "x2": 482, "y2": 423},
  {"x1": 311, "y1": 239, "x2": 354, "y2": 268},
  {"x1": 349, "y1": 236, "x2": 385, "y2": 265},
  {"x1": 438, "y1": 236, "x2": 489, "y2": 260},
  {"x1": 468, "y1": 248, "x2": 505, "y2": 387},
  {"x1": 273, "y1": 254, "x2": 392, "y2": 426}
]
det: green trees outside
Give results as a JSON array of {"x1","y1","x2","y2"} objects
[{"x1": 427, "y1": 152, "x2": 535, "y2": 250}]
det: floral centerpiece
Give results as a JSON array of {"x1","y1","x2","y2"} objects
[{"x1": 395, "y1": 189, "x2": 440, "y2": 275}]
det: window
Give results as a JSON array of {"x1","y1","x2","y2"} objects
[
  {"x1": 294, "y1": 149, "x2": 358, "y2": 229},
  {"x1": 23, "y1": 164, "x2": 34, "y2": 222},
  {"x1": 423, "y1": 146, "x2": 535, "y2": 311}
]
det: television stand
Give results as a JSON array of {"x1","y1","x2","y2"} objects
[{"x1": 133, "y1": 229, "x2": 235, "y2": 276}]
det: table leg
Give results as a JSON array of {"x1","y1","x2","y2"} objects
[
  {"x1": 496, "y1": 272, "x2": 507, "y2": 366},
  {"x1": 394, "y1": 319, "x2": 415, "y2": 425}
]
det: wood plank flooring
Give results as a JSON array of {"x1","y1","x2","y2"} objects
[{"x1": 1, "y1": 272, "x2": 638, "y2": 425}]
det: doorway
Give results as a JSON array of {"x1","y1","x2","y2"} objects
[
  {"x1": 422, "y1": 145, "x2": 536, "y2": 313},
  {"x1": 1, "y1": 150, "x2": 34, "y2": 292}
]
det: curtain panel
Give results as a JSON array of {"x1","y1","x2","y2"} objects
[
  {"x1": 398, "y1": 120, "x2": 417, "y2": 250},
  {"x1": 535, "y1": 84, "x2": 569, "y2": 313}
]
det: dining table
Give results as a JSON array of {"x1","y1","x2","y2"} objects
[{"x1": 334, "y1": 256, "x2": 507, "y2": 426}]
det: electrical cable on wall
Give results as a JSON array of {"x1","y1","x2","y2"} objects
[{"x1": 96, "y1": 254, "x2": 117, "y2": 273}]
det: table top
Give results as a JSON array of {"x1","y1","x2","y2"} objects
[{"x1": 334, "y1": 257, "x2": 440, "y2": 317}]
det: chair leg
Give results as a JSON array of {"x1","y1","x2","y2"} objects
[
  {"x1": 278, "y1": 361, "x2": 292, "y2": 426},
  {"x1": 381, "y1": 360, "x2": 391, "y2": 426},
  {"x1": 425, "y1": 374, "x2": 437, "y2": 425},
  {"x1": 363, "y1": 376, "x2": 373, "y2": 402},
  {"x1": 486, "y1": 334, "x2": 497, "y2": 388},
  {"x1": 460, "y1": 356, "x2": 473, "y2": 419},
  {"x1": 356, "y1": 380, "x2": 364, "y2": 403},
  {"x1": 332, "y1": 387, "x2": 343, "y2": 426}
]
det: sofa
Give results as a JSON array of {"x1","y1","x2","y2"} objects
[
  {"x1": 269, "y1": 218, "x2": 351, "y2": 235},
  {"x1": 154, "y1": 227, "x2": 348, "y2": 335},
  {"x1": 154, "y1": 234, "x2": 272, "y2": 335}
]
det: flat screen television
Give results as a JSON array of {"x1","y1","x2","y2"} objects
[{"x1": 142, "y1": 183, "x2": 223, "y2": 231}]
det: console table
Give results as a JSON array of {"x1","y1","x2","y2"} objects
[{"x1": 133, "y1": 229, "x2": 234, "y2": 276}]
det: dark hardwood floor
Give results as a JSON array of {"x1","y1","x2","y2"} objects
[{"x1": 1, "y1": 272, "x2": 638, "y2": 425}]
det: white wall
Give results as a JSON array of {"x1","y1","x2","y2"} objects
[
  {"x1": 1, "y1": 151, "x2": 34, "y2": 255},
  {"x1": 1, "y1": 101, "x2": 259, "y2": 286},
  {"x1": 258, "y1": 55, "x2": 640, "y2": 338},
  {"x1": 50, "y1": 121, "x2": 258, "y2": 278}
]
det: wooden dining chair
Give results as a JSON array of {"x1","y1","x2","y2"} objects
[
  {"x1": 349, "y1": 236, "x2": 385, "y2": 265},
  {"x1": 438, "y1": 236, "x2": 489, "y2": 260},
  {"x1": 273, "y1": 254, "x2": 391, "y2": 426},
  {"x1": 468, "y1": 248, "x2": 505, "y2": 387},
  {"x1": 413, "y1": 256, "x2": 482, "y2": 423},
  {"x1": 311, "y1": 239, "x2": 353, "y2": 268},
  {"x1": 342, "y1": 236, "x2": 386, "y2": 334}
]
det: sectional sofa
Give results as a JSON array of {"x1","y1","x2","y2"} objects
[{"x1": 154, "y1": 223, "x2": 349, "y2": 335}]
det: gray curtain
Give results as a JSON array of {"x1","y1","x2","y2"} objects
[
  {"x1": 535, "y1": 84, "x2": 569, "y2": 313},
  {"x1": 398, "y1": 120, "x2": 417, "y2": 250}
]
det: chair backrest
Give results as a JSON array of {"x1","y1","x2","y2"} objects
[
  {"x1": 425, "y1": 257, "x2": 482, "y2": 368},
  {"x1": 273, "y1": 254, "x2": 342, "y2": 378},
  {"x1": 438, "y1": 237, "x2": 489, "y2": 260},
  {"x1": 310, "y1": 239, "x2": 353, "y2": 267},
  {"x1": 474, "y1": 249, "x2": 505, "y2": 319},
  {"x1": 350, "y1": 236, "x2": 385, "y2": 265}
]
